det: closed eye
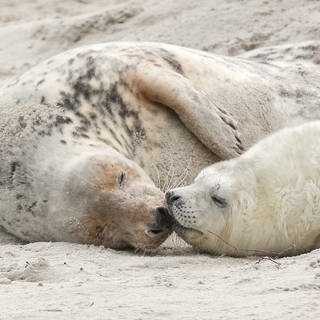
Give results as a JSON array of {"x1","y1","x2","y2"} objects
[
  {"x1": 117, "y1": 172, "x2": 126, "y2": 188},
  {"x1": 211, "y1": 195, "x2": 227, "y2": 208}
]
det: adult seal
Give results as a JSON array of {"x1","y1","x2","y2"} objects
[
  {"x1": 166, "y1": 121, "x2": 320, "y2": 257},
  {"x1": 0, "y1": 41, "x2": 319, "y2": 250}
]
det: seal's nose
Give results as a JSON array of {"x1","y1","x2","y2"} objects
[
  {"x1": 146, "y1": 207, "x2": 173, "y2": 237},
  {"x1": 155, "y1": 206, "x2": 172, "y2": 227},
  {"x1": 165, "y1": 190, "x2": 182, "y2": 205}
]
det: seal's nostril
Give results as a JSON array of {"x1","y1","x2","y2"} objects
[
  {"x1": 155, "y1": 206, "x2": 173, "y2": 226},
  {"x1": 165, "y1": 191, "x2": 182, "y2": 205},
  {"x1": 156, "y1": 206, "x2": 168, "y2": 216},
  {"x1": 171, "y1": 195, "x2": 181, "y2": 202},
  {"x1": 147, "y1": 208, "x2": 172, "y2": 238},
  {"x1": 145, "y1": 227, "x2": 164, "y2": 238},
  {"x1": 148, "y1": 228, "x2": 163, "y2": 235}
]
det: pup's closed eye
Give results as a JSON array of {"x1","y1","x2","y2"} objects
[{"x1": 211, "y1": 194, "x2": 227, "y2": 208}]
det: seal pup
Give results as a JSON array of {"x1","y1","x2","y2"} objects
[{"x1": 166, "y1": 121, "x2": 320, "y2": 257}]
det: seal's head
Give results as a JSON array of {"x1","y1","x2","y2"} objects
[
  {"x1": 165, "y1": 159, "x2": 258, "y2": 256},
  {"x1": 59, "y1": 147, "x2": 173, "y2": 250}
]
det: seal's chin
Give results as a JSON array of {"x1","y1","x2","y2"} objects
[{"x1": 172, "y1": 219, "x2": 204, "y2": 239}]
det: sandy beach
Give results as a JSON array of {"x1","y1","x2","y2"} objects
[{"x1": 1, "y1": 1, "x2": 320, "y2": 319}]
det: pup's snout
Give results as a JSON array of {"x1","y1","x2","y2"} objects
[{"x1": 165, "y1": 190, "x2": 182, "y2": 206}]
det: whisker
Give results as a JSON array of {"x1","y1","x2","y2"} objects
[
  {"x1": 173, "y1": 157, "x2": 192, "y2": 188},
  {"x1": 206, "y1": 230, "x2": 239, "y2": 253},
  {"x1": 166, "y1": 163, "x2": 176, "y2": 191},
  {"x1": 162, "y1": 159, "x2": 174, "y2": 192},
  {"x1": 151, "y1": 163, "x2": 162, "y2": 190},
  {"x1": 206, "y1": 229, "x2": 295, "y2": 257}
]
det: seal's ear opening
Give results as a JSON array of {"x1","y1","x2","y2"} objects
[{"x1": 130, "y1": 65, "x2": 243, "y2": 160}]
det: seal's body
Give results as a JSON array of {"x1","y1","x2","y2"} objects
[
  {"x1": 1, "y1": 42, "x2": 319, "y2": 249},
  {"x1": 166, "y1": 121, "x2": 320, "y2": 257}
]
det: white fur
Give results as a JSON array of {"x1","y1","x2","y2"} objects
[{"x1": 168, "y1": 121, "x2": 320, "y2": 256}]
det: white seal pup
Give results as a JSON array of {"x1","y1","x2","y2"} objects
[
  {"x1": 0, "y1": 41, "x2": 319, "y2": 250},
  {"x1": 166, "y1": 121, "x2": 320, "y2": 257}
]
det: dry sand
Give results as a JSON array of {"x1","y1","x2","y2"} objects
[{"x1": 1, "y1": 0, "x2": 320, "y2": 319}]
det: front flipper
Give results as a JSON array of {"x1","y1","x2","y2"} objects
[{"x1": 131, "y1": 66, "x2": 243, "y2": 160}]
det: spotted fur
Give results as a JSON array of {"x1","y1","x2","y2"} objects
[{"x1": 0, "y1": 41, "x2": 319, "y2": 249}]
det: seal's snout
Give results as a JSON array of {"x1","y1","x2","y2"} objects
[
  {"x1": 156, "y1": 206, "x2": 173, "y2": 227},
  {"x1": 145, "y1": 207, "x2": 173, "y2": 237},
  {"x1": 165, "y1": 191, "x2": 182, "y2": 206}
]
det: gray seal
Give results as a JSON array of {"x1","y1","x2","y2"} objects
[{"x1": 1, "y1": 41, "x2": 319, "y2": 250}]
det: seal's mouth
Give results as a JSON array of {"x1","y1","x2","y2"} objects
[
  {"x1": 166, "y1": 207, "x2": 203, "y2": 237},
  {"x1": 173, "y1": 221, "x2": 204, "y2": 237}
]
